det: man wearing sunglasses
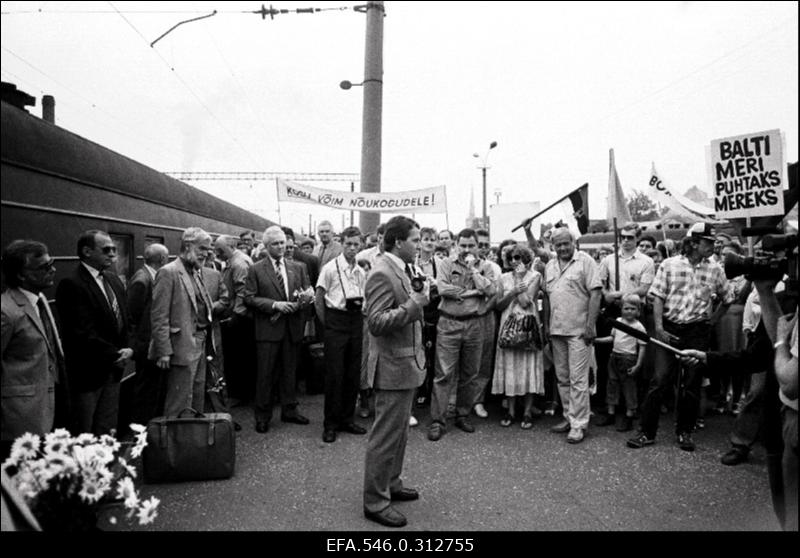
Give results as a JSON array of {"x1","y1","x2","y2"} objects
[
  {"x1": 56, "y1": 230, "x2": 133, "y2": 435},
  {"x1": 595, "y1": 223, "x2": 655, "y2": 428},
  {"x1": 2, "y1": 240, "x2": 69, "y2": 461}
]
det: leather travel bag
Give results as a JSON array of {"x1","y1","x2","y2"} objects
[{"x1": 143, "y1": 408, "x2": 235, "y2": 483}]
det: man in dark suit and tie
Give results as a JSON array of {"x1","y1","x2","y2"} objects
[
  {"x1": 150, "y1": 228, "x2": 215, "y2": 416},
  {"x1": 362, "y1": 216, "x2": 429, "y2": 528},
  {"x1": 244, "y1": 226, "x2": 312, "y2": 433},
  {"x1": 56, "y1": 230, "x2": 133, "y2": 435},
  {"x1": 127, "y1": 243, "x2": 169, "y2": 424},
  {"x1": 2, "y1": 240, "x2": 69, "y2": 460}
]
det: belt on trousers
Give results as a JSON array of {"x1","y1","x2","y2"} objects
[
  {"x1": 326, "y1": 307, "x2": 362, "y2": 316},
  {"x1": 439, "y1": 311, "x2": 484, "y2": 321}
]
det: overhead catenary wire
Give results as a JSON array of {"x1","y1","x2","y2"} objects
[{"x1": 107, "y1": 1, "x2": 263, "y2": 171}]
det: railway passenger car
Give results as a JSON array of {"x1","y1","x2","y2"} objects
[{"x1": 1, "y1": 91, "x2": 274, "y2": 295}]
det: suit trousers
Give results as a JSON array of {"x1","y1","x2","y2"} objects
[
  {"x1": 472, "y1": 312, "x2": 497, "y2": 406},
  {"x1": 254, "y1": 336, "x2": 298, "y2": 423},
  {"x1": 75, "y1": 375, "x2": 121, "y2": 435},
  {"x1": 730, "y1": 370, "x2": 766, "y2": 450},
  {"x1": 430, "y1": 316, "x2": 484, "y2": 424},
  {"x1": 363, "y1": 387, "x2": 415, "y2": 513},
  {"x1": 550, "y1": 335, "x2": 592, "y2": 430},
  {"x1": 163, "y1": 330, "x2": 207, "y2": 417},
  {"x1": 132, "y1": 356, "x2": 166, "y2": 424},
  {"x1": 323, "y1": 309, "x2": 363, "y2": 430},
  {"x1": 221, "y1": 316, "x2": 256, "y2": 402}
]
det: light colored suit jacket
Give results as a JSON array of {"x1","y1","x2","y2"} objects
[
  {"x1": 1, "y1": 288, "x2": 63, "y2": 440},
  {"x1": 364, "y1": 254, "x2": 425, "y2": 390},
  {"x1": 149, "y1": 258, "x2": 214, "y2": 366}
]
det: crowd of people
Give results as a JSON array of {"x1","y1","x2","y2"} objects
[{"x1": 1, "y1": 215, "x2": 796, "y2": 531}]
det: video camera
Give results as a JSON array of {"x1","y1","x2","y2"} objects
[{"x1": 724, "y1": 227, "x2": 798, "y2": 284}]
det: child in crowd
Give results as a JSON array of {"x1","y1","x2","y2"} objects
[{"x1": 595, "y1": 293, "x2": 646, "y2": 432}]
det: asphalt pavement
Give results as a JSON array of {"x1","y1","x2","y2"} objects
[{"x1": 121, "y1": 390, "x2": 782, "y2": 533}]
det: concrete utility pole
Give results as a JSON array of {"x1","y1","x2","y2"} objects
[{"x1": 358, "y1": 1, "x2": 384, "y2": 235}]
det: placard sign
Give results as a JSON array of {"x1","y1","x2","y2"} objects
[{"x1": 710, "y1": 129, "x2": 784, "y2": 219}]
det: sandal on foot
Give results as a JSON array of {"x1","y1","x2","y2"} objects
[
  {"x1": 520, "y1": 415, "x2": 533, "y2": 430},
  {"x1": 500, "y1": 414, "x2": 513, "y2": 427}
]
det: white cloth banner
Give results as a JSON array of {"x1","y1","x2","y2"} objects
[
  {"x1": 648, "y1": 163, "x2": 715, "y2": 218},
  {"x1": 276, "y1": 179, "x2": 446, "y2": 214}
]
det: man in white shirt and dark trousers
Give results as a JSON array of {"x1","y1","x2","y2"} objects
[{"x1": 316, "y1": 226, "x2": 368, "y2": 443}]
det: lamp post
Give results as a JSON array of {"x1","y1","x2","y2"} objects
[{"x1": 473, "y1": 141, "x2": 497, "y2": 229}]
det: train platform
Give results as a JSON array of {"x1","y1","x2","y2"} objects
[{"x1": 125, "y1": 391, "x2": 781, "y2": 533}]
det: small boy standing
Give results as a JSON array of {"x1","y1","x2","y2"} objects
[{"x1": 595, "y1": 293, "x2": 647, "y2": 432}]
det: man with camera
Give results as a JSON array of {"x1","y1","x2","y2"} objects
[
  {"x1": 628, "y1": 222, "x2": 731, "y2": 452},
  {"x1": 681, "y1": 230, "x2": 797, "y2": 531},
  {"x1": 362, "y1": 216, "x2": 428, "y2": 528},
  {"x1": 315, "y1": 226, "x2": 368, "y2": 443}
]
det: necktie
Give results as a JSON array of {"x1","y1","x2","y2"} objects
[
  {"x1": 102, "y1": 274, "x2": 123, "y2": 331},
  {"x1": 37, "y1": 296, "x2": 60, "y2": 382},
  {"x1": 405, "y1": 264, "x2": 415, "y2": 283},
  {"x1": 195, "y1": 271, "x2": 213, "y2": 322},
  {"x1": 274, "y1": 258, "x2": 286, "y2": 299}
]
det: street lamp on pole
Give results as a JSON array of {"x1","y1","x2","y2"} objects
[{"x1": 473, "y1": 141, "x2": 497, "y2": 228}]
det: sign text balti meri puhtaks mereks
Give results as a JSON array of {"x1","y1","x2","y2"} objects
[
  {"x1": 277, "y1": 179, "x2": 446, "y2": 213},
  {"x1": 709, "y1": 129, "x2": 784, "y2": 219}
]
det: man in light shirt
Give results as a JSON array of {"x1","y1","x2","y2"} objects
[{"x1": 316, "y1": 226, "x2": 368, "y2": 443}]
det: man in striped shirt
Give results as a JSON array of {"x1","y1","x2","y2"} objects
[{"x1": 628, "y1": 222, "x2": 730, "y2": 452}]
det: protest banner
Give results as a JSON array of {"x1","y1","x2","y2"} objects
[
  {"x1": 709, "y1": 129, "x2": 784, "y2": 219},
  {"x1": 648, "y1": 163, "x2": 715, "y2": 219},
  {"x1": 276, "y1": 179, "x2": 446, "y2": 214}
]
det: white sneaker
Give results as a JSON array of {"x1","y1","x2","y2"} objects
[
  {"x1": 566, "y1": 427, "x2": 585, "y2": 444},
  {"x1": 474, "y1": 404, "x2": 488, "y2": 418},
  {"x1": 409, "y1": 415, "x2": 418, "y2": 427}
]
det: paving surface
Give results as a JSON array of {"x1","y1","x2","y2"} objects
[{"x1": 125, "y1": 393, "x2": 781, "y2": 532}]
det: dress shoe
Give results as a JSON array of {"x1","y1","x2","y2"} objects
[
  {"x1": 255, "y1": 421, "x2": 269, "y2": 433},
  {"x1": 364, "y1": 506, "x2": 407, "y2": 528},
  {"x1": 338, "y1": 423, "x2": 367, "y2": 435},
  {"x1": 720, "y1": 447, "x2": 748, "y2": 466},
  {"x1": 427, "y1": 422, "x2": 445, "y2": 441},
  {"x1": 454, "y1": 417, "x2": 475, "y2": 433},
  {"x1": 550, "y1": 420, "x2": 570, "y2": 433},
  {"x1": 358, "y1": 407, "x2": 371, "y2": 419},
  {"x1": 473, "y1": 403, "x2": 488, "y2": 418},
  {"x1": 323, "y1": 429, "x2": 337, "y2": 443},
  {"x1": 390, "y1": 487, "x2": 419, "y2": 502},
  {"x1": 281, "y1": 413, "x2": 310, "y2": 425}
]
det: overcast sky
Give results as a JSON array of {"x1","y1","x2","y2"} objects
[{"x1": 2, "y1": 1, "x2": 797, "y2": 235}]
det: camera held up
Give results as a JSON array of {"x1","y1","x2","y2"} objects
[{"x1": 724, "y1": 231, "x2": 798, "y2": 281}]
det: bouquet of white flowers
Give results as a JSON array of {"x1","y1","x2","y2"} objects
[{"x1": 2, "y1": 425, "x2": 159, "y2": 531}]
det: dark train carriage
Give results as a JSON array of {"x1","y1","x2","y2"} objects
[{"x1": 1, "y1": 98, "x2": 274, "y2": 293}]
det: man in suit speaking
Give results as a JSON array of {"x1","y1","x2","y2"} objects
[{"x1": 362, "y1": 215, "x2": 429, "y2": 528}]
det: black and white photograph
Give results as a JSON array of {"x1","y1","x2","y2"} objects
[{"x1": 1, "y1": 0, "x2": 797, "y2": 539}]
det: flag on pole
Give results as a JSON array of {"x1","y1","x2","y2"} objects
[
  {"x1": 531, "y1": 183, "x2": 589, "y2": 238},
  {"x1": 648, "y1": 163, "x2": 715, "y2": 219},
  {"x1": 607, "y1": 149, "x2": 632, "y2": 226}
]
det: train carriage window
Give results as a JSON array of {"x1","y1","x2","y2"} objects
[
  {"x1": 144, "y1": 235, "x2": 164, "y2": 248},
  {"x1": 109, "y1": 233, "x2": 132, "y2": 286}
]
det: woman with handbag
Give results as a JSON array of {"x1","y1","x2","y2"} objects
[{"x1": 491, "y1": 245, "x2": 544, "y2": 429}]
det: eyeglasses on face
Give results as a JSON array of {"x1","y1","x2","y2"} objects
[
  {"x1": 511, "y1": 254, "x2": 523, "y2": 261},
  {"x1": 620, "y1": 235, "x2": 636, "y2": 240},
  {"x1": 101, "y1": 246, "x2": 117, "y2": 254},
  {"x1": 478, "y1": 242, "x2": 491, "y2": 248}
]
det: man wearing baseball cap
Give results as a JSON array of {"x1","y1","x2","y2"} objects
[{"x1": 628, "y1": 222, "x2": 731, "y2": 452}]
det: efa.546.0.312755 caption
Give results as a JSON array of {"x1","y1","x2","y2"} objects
[{"x1": 326, "y1": 538, "x2": 475, "y2": 552}]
